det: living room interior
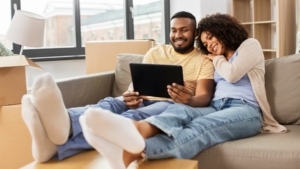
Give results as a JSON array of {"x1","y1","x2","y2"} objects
[{"x1": 1, "y1": 0, "x2": 300, "y2": 169}]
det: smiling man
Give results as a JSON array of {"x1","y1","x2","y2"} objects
[{"x1": 21, "y1": 11, "x2": 215, "y2": 165}]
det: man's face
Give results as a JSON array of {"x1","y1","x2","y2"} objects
[{"x1": 170, "y1": 18, "x2": 196, "y2": 54}]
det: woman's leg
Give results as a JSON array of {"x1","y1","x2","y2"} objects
[{"x1": 144, "y1": 99, "x2": 262, "y2": 160}]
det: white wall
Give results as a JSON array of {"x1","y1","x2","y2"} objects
[
  {"x1": 170, "y1": 0, "x2": 201, "y2": 23},
  {"x1": 170, "y1": 0, "x2": 230, "y2": 23},
  {"x1": 25, "y1": 0, "x2": 230, "y2": 89},
  {"x1": 200, "y1": 0, "x2": 230, "y2": 17}
]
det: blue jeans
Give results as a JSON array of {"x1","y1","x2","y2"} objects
[
  {"x1": 143, "y1": 98, "x2": 262, "y2": 159},
  {"x1": 55, "y1": 97, "x2": 173, "y2": 160}
]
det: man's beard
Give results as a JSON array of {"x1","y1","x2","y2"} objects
[{"x1": 171, "y1": 39, "x2": 195, "y2": 54}]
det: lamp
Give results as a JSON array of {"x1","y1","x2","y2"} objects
[{"x1": 6, "y1": 5, "x2": 45, "y2": 55}]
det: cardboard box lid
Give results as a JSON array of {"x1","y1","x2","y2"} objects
[{"x1": 0, "y1": 55, "x2": 42, "y2": 69}]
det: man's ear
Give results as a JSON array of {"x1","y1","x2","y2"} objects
[{"x1": 195, "y1": 28, "x2": 199, "y2": 37}]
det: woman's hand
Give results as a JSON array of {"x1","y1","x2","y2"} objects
[
  {"x1": 122, "y1": 90, "x2": 143, "y2": 109},
  {"x1": 167, "y1": 83, "x2": 193, "y2": 105},
  {"x1": 203, "y1": 54, "x2": 219, "y2": 60}
]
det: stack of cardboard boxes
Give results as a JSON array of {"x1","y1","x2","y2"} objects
[{"x1": 0, "y1": 39, "x2": 155, "y2": 169}]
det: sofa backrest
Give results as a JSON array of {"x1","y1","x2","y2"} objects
[
  {"x1": 265, "y1": 53, "x2": 300, "y2": 124},
  {"x1": 112, "y1": 53, "x2": 300, "y2": 125}
]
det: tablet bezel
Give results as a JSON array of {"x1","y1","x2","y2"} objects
[{"x1": 129, "y1": 63, "x2": 184, "y2": 98}]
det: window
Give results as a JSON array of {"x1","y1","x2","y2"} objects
[
  {"x1": 22, "y1": 0, "x2": 76, "y2": 48},
  {"x1": 80, "y1": 0, "x2": 125, "y2": 46},
  {"x1": 10, "y1": 0, "x2": 169, "y2": 61},
  {"x1": 0, "y1": 0, "x2": 12, "y2": 49},
  {"x1": 133, "y1": 0, "x2": 163, "y2": 43}
]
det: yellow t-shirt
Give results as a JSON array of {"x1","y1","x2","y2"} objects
[{"x1": 141, "y1": 44, "x2": 214, "y2": 100}]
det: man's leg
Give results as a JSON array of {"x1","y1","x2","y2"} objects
[
  {"x1": 21, "y1": 95, "x2": 57, "y2": 162},
  {"x1": 31, "y1": 73, "x2": 70, "y2": 145},
  {"x1": 120, "y1": 101, "x2": 174, "y2": 120},
  {"x1": 24, "y1": 73, "x2": 134, "y2": 161},
  {"x1": 55, "y1": 97, "x2": 131, "y2": 160}
]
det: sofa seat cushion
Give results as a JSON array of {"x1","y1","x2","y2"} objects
[{"x1": 193, "y1": 125, "x2": 300, "y2": 169}]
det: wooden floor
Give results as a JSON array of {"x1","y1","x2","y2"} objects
[{"x1": 21, "y1": 150, "x2": 198, "y2": 169}]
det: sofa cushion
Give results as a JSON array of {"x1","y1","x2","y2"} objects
[
  {"x1": 265, "y1": 54, "x2": 300, "y2": 124},
  {"x1": 112, "y1": 53, "x2": 144, "y2": 97},
  {"x1": 193, "y1": 125, "x2": 300, "y2": 169}
]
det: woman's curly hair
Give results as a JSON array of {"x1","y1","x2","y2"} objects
[{"x1": 196, "y1": 13, "x2": 248, "y2": 54}]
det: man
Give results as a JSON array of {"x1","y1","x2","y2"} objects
[{"x1": 21, "y1": 11, "x2": 214, "y2": 163}]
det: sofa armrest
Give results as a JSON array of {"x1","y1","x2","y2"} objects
[{"x1": 56, "y1": 71, "x2": 115, "y2": 108}]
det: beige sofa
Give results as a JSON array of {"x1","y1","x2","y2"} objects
[
  {"x1": 53, "y1": 53, "x2": 300, "y2": 169},
  {"x1": 4, "y1": 53, "x2": 299, "y2": 169}
]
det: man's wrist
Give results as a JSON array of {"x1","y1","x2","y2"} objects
[{"x1": 187, "y1": 96, "x2": 193, "y2": 106}]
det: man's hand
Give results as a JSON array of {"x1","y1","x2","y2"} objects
[
  {"x1": 122, "y1": 90, "x2": 143, "y2": 109},
  {"x1": 167, "y1": 83, "x2": 193, "y2": 105}
]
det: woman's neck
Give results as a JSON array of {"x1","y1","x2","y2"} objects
[{"x1": 224, "y1": 50, "x2": 235, "y2": 60}]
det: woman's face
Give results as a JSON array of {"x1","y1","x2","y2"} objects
[{"x1": 200, "y1": 31, "x2": 226, "y2": 55}]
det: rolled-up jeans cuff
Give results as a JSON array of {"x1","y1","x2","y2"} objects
[{"x1": 143, "y1": 116, "x2": 173, "y2": 137}]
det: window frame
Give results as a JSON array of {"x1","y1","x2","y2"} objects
[{"x1": 10, "y1": 0, "x2": 170, "y2": 61}]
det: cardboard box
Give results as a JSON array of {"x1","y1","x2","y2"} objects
[
  {"x1": 0, "y1": 55, "x2": 41, "y2": 106},
  {"x1": 85, "y1": 39, "x2": 155, "y2": 74},
  {"x1": 0, "y1": 104, "x2": 33, "y2": 169}
]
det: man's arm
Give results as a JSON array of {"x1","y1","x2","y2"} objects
[
  {"x1": 167, "y1": 79, "x2": 215, "y2": 107},
  {"x1": 189, "y1": 79, "x2": 215, "y2": 106}
]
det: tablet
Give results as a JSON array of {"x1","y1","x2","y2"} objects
[{"x1": 130, "y1": 63, "x2": 184, "y2": 98}]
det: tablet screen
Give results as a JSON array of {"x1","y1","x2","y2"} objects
[{"x1": 130, "y1": 63, "x2": 184, "y2": 98}]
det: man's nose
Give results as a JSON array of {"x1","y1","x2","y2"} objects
[{"x1": 175, "y1": 31, "x2": 183, "y2": 38}]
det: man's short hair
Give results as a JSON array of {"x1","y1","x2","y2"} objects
[{"x1": 171, "y1": 11, "x2": 196, "y2": 28}]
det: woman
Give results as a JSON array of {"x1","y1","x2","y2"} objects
[{"x1": 79, "y1": 13, "x2": 287, "y2": 169}]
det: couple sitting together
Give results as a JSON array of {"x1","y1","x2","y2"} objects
[{"x1": 22, "y1": 11, "x2": 286, "y2": 169}]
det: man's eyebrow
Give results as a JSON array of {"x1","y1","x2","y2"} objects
[{"x1": 171, "y1": 26, "x2": 189, "y2": 29}]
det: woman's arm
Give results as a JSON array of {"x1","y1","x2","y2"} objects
[{"x1": 213, "y1": 39, "x2": 264, "y2": 83}]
